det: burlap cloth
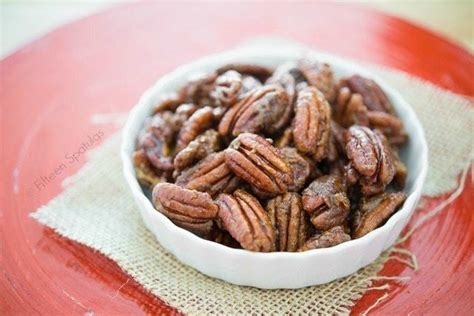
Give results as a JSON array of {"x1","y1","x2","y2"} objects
[{"x1": 32, "y1": 55, "x2": 473, "y2": 315}]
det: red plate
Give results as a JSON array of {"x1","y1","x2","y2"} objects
[{"x1": 1, "y1": 2, "x2": 472, "y2": 315}]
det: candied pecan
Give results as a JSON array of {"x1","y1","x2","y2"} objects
[
  {"x1": 208, "y1": 227, "x2": 241, "y2": 248},
  {"x1": 302, "y1": 175, "x2": 350, "y2": 231},
  {"x1": 176, "y1": 106, "x2": 215, "y2": 152},
  {"x1": 141, "y1": 104, "x2": 199, "y2": 171},
  {"x1": 274, "y1": 127, "x2": 293, "y2": 148},
  {"x1": 216, "y1": 189, "x2": 275, "y2": 252},
  {"x1": 271, "y1": 62, "x2": 307, "y2": 84},
  {"x1": 352, "y1": 191, "x2": 406, "y2": 238},
  {"x1": 345, "y1": 126, "x2": 395, "y2": 195},
  {"x1": 139, "y1": 112, "x2": 176, "y2": 171},
  {"x1": 175, "y1": 103, "x2": 199, "y2": 117},
  {"x1": 267, "y1": 64, "x2": 300, "y2": 106},
  {"x1": 367, "y1": 111, "x2": 407, "y2": 146},
  {"x1": 392, "y1": 150, "x2": 407, "y2": 189},
  {"x1": 266, "y1": 192, "x2": 309, "y2": 252},
  {"x1": 152, "y1": 92, "x2": 185, "y2": 114},
  {"x1": 152, "y1": 183, "x2": 218, "y2": 237},
  {"x1": 173, "y1": 129, "x2": 221, "y2": 171},
  {"x1": 218, "y1": 85, "x2": 291, "y2": 137},
  {"x1": 344, "y1": 75, "x2": 394, "y2": 113},
  {"x1": 334, "y1": 87, "x2": 369, "y2": 127},
  {"x1": 216, "y1": 63, "x2": 273, "y2": 82},
  {"x1": 133, "y1": 149, "x2": 167, "y2": 189},
  {"x1": 298, "y1": 61, "x2": 337, "y2": 103},
  {"x1": 173, "y1": 220, "x2": 215, "y2": 238},
  {"x1": 224, "y1": 133, "x2": 293, "y2": 196},
  {"x1": 179, "y1": 72, "x2": 217, "y2": 106},
  {"x1": 175, "y1": 152, "x2": 240, "y2": 197},
  {"x1": 281, "y1": 147, "x2": 317, "y2": 192},
  {"x1": 327, "y1": 122, "x2": 347, "y2": 163},
  {"x1": 298, "y1": 226, "x2": 351, "y2": 251},
  {"x1": 241, "y1": 75, "x2": 262, "y2": 93},
  {"x1": 293, "y1": 86, "x2": 331, "y2": 161},
  {"x1": 211, "y1": 70, "x2": 243, "y2": 108}
]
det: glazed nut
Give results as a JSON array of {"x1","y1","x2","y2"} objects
[
  {"x1": 302, "y1": 175, "x2": 350, "y2": 231},
  {"x1": 334, "y1": 87, "x2": 369, "y2": 128},
  {"x1": 266, "y1": 64, "x2": 298, "y2": 106},
  {"x1": 173, "y1": 129, "x2": 221, "y2": 172},
  {"x1": 179, "y1": 71, "x2": 218, "y2": 106},
  {"x1": 176, "y1": 106, "x2": 215, "y2": 152},
  {"x1": 352, "y1": 191, "x2": 406, "y2": 238},
  {"x1": 280, "y1": 147, "x2": 317, "y2": 192},
  {"x1": 298, "y1": 61, "x2": 337, "y2": 103},
  {"x1": 344, "y1": 75, "x2": 394, "y2": 113},
  {"x1": 224, "y1": 133, "x2": 293, "y2": 196},
  {"x1": 344, "y1": 125, "x2": 396, "y2": 195},
  {"x1": 266, "y1": 192, "x2": 309, "y2": 252},
  {"x1": 216, "y1": 63, "x2": 273, "y2": 82},
  {"x1": 367, "y1": 111, "x2": 408, "y2": 146},
  {"x1": 175, "y1": 151, "x2": 240, "y2": 197},
  {"x1": 152, "y1": 183, "x2": 218, "y2": 237},
  {"x1": 216, "y1": 189, "x2": 275, "y2": 252},
  {"x1": 133, "y1": 149, "x2": 167, "y2": 189},
  {"x1": 218, "y1": 85, "x2": 291, "y2": 137},
  {"x1": 293, "y1": 86, "x2": 331, "y2": 161},
  {"x1": 298, "y1": 226, "x2": 351, "y2": 251},
  {"x1": 152, "y1": 92, "x2": 185, "y2": 114},
  {"x1": 211, "y1": 70, "x2": 243, "y2": 108}
]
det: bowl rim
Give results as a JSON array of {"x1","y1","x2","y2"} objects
[{"x1": 121, "y1": 46, "x2": 428, "y2": 259}]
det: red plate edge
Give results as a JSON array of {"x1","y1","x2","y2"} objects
[{"x1": 1, "y1": 2, "x2": 473, "y2": 315}]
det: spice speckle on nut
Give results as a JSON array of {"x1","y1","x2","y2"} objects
[{"x1": 135, "y1": 61, "x2": 408, "y2": 252}]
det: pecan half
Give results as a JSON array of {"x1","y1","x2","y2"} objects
[
  {"x1": 179, "y1": 72, "x2": 218, "y2": 106},
  {"x1": 293, "y1": 86, "x2": 331, "y2": 161},
  {"x1": 152, "y1": 92, "x2": 185, "y2": 114},
  {"x1": 267, "y1": 64, "x2": 299, "y2": 106},
  {"x1": 344, "y1": 75, "x2": 394, "y2": 113},
  {"x1": 216, "y1": 63, "x2": 273, "y2": 82},
  {"x1": 211, "y1": 70, "x2": 243, "y2": 108},
  {"x1": 281, "y1": 147, "x2": 317, "y2": 192},
  {"x1": 334, "y1": 86, "x2": 369, "y2": 128},
  {"x1": 298, "y1": 226, "x2": 351, "y2": 251},
  {"x1": 352, "y1": 191, "x2": 406, "y2": 238},
  {"x1": 152, "y1": 183, "x2": 218, "y2": 237},
  {"x1": 392, "y1": 150, "x2": 407, "y2": 189},
  {"x1": 302, "y1": 175, "x2": 350, "y2": 231},
  {"x1": 173, "y1": 129, "x2": 221, "y2": 171},
  {"x1": 224, "y1": 133, "x2": 293, "y2": 196},
  {"x1": 216, "y1": 190, "x2": 275, "y2": 252},
  {"x1": 266, "y1": 192, "x2": 309, "y2": 252},
  {"x1": 176, "y1": 151, "x2": 240, "y2": 197},
  {"x1": 208, "y1": 227, "x2": 241, "y2": 248},
  {"x1": 345, "y1": 126, "x2": 395, "y2": 195},
  {"x1": 367, "y1": 111, "x2": 408, "y2": 146},
  {"x1": 176, "y1": 106, "x2": 215, "y2": 152},
  {"x1": 298, "y1": 61, "x2": 337, "y2": 103},
  {"x1": 241, "y1": 75, "x2": 262, "y2": 93},
  {"x1": 218, "y1": 85, "x2": 291, "y2": 137},
  {"x1": 139, "y1": 112, "x2": 176, "y2": 171},
  {"x1": 133, "y1": 149, "x2": 167, "y2": 189}
]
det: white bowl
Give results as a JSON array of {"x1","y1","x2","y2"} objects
[{"x1": 121, "y1": 47, "x2": 428, "y2": 289}]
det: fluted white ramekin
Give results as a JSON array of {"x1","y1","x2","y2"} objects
[{"x1": 121, "y1": 46, "x2": 428, "y2": 289}]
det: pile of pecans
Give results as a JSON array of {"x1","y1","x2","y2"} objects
[{"x1": 133, "y1": 61, "x2": 408, "y2": 252}]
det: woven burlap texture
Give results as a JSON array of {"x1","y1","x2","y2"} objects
[{"x1": 32, "y1": 65, "x2": 473, "y2": 315}]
